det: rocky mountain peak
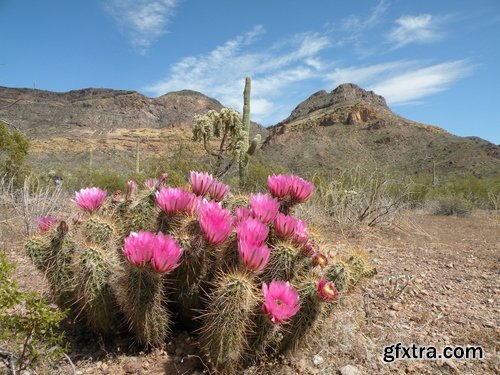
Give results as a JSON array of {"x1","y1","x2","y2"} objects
[{"x1": 281, "y1": 83, "x2": 389, "y2": 124}]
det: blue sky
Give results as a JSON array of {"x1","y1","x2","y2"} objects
[{"x1": 1, "y1": 0, "x2": 499, "y2": 144}]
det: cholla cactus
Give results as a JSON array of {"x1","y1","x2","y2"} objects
[
  {"x1": 25, "y1": 170, "x2": 374, "y2": 372},
  {"x1": 192, "y1": 77, "x2": 261, "y2": 184}
]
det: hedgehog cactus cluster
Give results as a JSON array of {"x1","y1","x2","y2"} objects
[{"x1": 26, "y1": 171, "x2": 374, "y2": 374}]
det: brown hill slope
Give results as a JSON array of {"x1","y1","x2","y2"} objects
[
  {"x1": 262, "y1": 84, "x2": 500, "y2": 178},
  {"x1": 0, "y1": 86, "x2": 266, "y2": 172}
]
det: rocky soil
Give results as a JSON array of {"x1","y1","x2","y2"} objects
[{"x1": 1, "y1": 209, "x2": 498, "y2": 374}]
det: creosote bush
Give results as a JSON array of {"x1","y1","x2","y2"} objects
[{"x1": 25, "y1": 171, "x2": 374, "y2": 374}]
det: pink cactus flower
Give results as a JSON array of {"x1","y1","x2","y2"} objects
[
  {"x1": 235, "y1": 207, "x2": 252, "y2": 223},
  {"x1": 312, "y1": 252, "x2": 328, "y2": 268},
  {"x1": 317, "y1": 278, "x2": 339, "y2": 302},
  {"x1": 238, "y1": 241, "x2": 270, "y2": 273},
  {"x1": 262, "y1": 281, "x2": 300, "y2": 324},
  {"x1": 144, "y1": 178, "x2": 159, "y2": 191},
  {"x1": 126, "y1": 180, "x2": 137, "y2": 200},
  {"x1": 189, "y1": 171, "x2": 214, "y2": 197},
  {"x1": 293, "y1": 219, "x2": 309, "y2": 245},
  {"x1": 74, "y1": 187, "x2": 107, "y2": 213},
  {"x1": 302, "y1": 241, "x2": 315, "y2": 256},
  {"x1": 237, "y1": 218, "x2": 269, "y2": 247},
  {"x1": 199, "y1": 201, "x2": 233, "y2": 245},
  {"x1": 155, "y1": 187, "x2": 196, "y2": 215},
  {"x1": 37, "y1": 215, "x2": 57, "y2": 232},
  {"x1": 151, "y1": 233, "x2": 183, "y2": 273},
  {"x1": 209, "y1": 180, "x2": 230, "y2": 201},
  {"x1": 289, "y1": 175, "x2": 314, "y2": 203},
  {"x1": 123, "y1": 231, "x2": 155, "y2": 266},
  {"x1": 249, "y1": 193, "x2": 279, "y2": 225},
  {"x1": 267, "y1": 174, "x2": 291, "y2": 199},
  {"x1": 273, "y1": 213, "x2": 299, "y2": 239}
]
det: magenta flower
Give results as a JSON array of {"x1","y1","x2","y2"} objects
[
  {"x1": 144, "y1": 178, "x2": 159, "y2": 191},
  {"x1": 289, "y1": 175, "x2": 314, "y2": 203},
  {"x1": 126, "y1": 180, "x2": 137, "y2": 200},
  {"x1": 317, "y1": 278, "x2": 339, "y2": 302},
  {"x1": 302, "y1": 241, "x2": 314, "y2": 256},
  {"x1": 37, "y1": 215, "x2": 57, "y2": 232},
  {"x1": 155, "y1": 187, "x2": 196, "y2": 215},
  {"x1": 267, "y1": 174, "x2": 291, "y2": 199},
  {"x1": 293, "y1": 219, "x2": 309, "y2": 245},
  {"x1": 273, "y1": 213, "x2": 299, "y2": 239},
  {"x1": 249, "y1": 193, "x2": 279, "y2": 225},
  {"x1": 238, "y1": 241, "x2": 270, "y2": 273},
  {"x1": 237, "y1": 218, "x2": 269, "y2": 247},
  {"x1": 199, "y1": 201, "x2": 233, "y2": 245},
  {"x1": 235, "y1": 207, "x2": 252, "y2": 223},
  {"x1": 209, "y1": 180, "x2": 230, "y2": 201},
  {"x1": 74, "y1": 187, "x2": 107, "y2": 213},
  {"x1": 151, "y1": 233, "x2": 183, "y2": 273},
  {"x1": 190, "y1": 171, "x2": 214, "y2": 197},
  {"x1": 123, "y1": 231, "x2": 155, "y2": 266},
  {"x1": 262, "y1": 281, "x2": 300, "y2": 324}
]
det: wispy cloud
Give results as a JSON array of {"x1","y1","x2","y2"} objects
[
  {"x1": 145, "y1": 26, "x2": 330, "y2": 123},
  {"x1": 326, "y1": 60, "x2": 474, "y2": 105},
  {"x1": 105, "y1": 0, "x2": 179, "y2": 54},
  {"x1": 369, "y1": 60, "x2": 474, "y2": 104},
  {"x1": 387, "y1": 14, "x2": 444, "y2": 48}
]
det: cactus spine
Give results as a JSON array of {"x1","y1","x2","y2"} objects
[{"x1": 201, "y1": 271, "x2": 258, "y2": 375}]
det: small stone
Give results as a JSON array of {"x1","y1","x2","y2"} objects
[
  {"x1": 446, "y1": 263, "x2": 454, "y2": 269},
  {"x1": 123, "y1": 361, "x2": 140, "y2": 374},
  {"x1": 339, "y1": 364, "x2": 362, "y2": 375},
  {"x1": 312, "y1": 354, "x2": 324, "y2": 366}
]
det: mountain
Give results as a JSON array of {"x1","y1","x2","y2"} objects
[
  {"x1": 0, "y1": 86, "x2": 266, "y2": 171},
  {"x1": 262, "y1": 84, "x2": 500, "y2": 178},
  {"x1": 1, "y1": 83, "x2": 498, "y2": 179}
]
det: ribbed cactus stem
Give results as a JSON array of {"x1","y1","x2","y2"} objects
[
  {"x1": 279, "y1": 277, "x2": 323, "y2": 354},
  {"x1": 201, "y1": 271, "x2": 258, "y2": 375},
  {"x1": 135, "y1": 137, "x2": 140, "y2": 174},
  {"x1": 113, "y1": 265, "x2": 171, "y2": 347},
  {"x1": 263, "y1": 240, "x2": 302, "y2": 282},
  {"x1": 239, "y1": 77, "x2": 251, "y2": 187},
  {"x1": 73, "y1": 245, "x2": 119, "y2": 333}
]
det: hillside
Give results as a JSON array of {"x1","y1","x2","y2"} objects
[
  {"x1": 0, "y1": 86, "x2": 266, "y2": 172},
  {"x1": 262, "y1": 84, "x2": 500, "y2": 178}
]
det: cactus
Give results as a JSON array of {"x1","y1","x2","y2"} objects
[
  {"x1": 135, "y1": 137, "x2": 141, "y2": 174},
  {"x1": 200, "y1": 270, "x2": 258, "y2": 375},
  {"x1": 72, "y1": 244, "x2": 120, "y2": 333},
  {"x1": 24, "y1": 171, "x2": 373, "y2": 373},
  {"x1": 112, "y1": 265, "x2": 171, "y2": 347}
]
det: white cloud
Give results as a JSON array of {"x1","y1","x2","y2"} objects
[
  {"x1": 105, "y1": 0, "x2": 179, "y2": 54},
  {"x1": 145, "y1": 27, "x2": 330, "y2": 124},
  {"x1": 387, "y1": 14, "x2": 443, "y2": 48},
  {"x1": 369, "y1": 61, "x2": 473, "y2": 104}
]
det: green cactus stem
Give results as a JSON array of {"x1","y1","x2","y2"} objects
[
  {"x1": 325, "y1": 260, "x2": 352, "y2": 293},
  {"x1": 72, "y1": 245, "x2": 120, "y2": 333},
  {"x1": 113, "y1": 265, "x2": 172, "y2": 347},
  {"x1": 200, "y1": 270, "x2": 258, "y2": 375},
  {"x1": 263, "y1": 240, "x2": 303, "y2": 282}
]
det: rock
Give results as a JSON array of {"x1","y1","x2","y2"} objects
[
  {"x1": 312, "y1": 354, "x2": 324, "y2": 366},
  {"x1": 123, "y1": 361, "x2": 141, "y2": 374},
  {"x1": 339, "y1": 364, "x2": 362, "y2": 375}
]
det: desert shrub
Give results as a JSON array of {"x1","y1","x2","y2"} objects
[
  {"x1": 301, "y1": 168, "x2": 405, "y2": 235},
  {"x1": 428, "y1": 195, "x2": 471, "y2": 217},
  {"x1": 0, "y1": 121, "x2": 30, "y2": 187},
  {"x1": 237, "y1": 150, "x2": 288, "y2": 192},
  {"x1": 4, "y1": 174, "x2": 67, "y2": 235},
  {"x1": 24, "y1": 172, "x2": 373, "y2": 374},
  {"x1": 0, "y1": 251, "x2": 67, "y2": 374}
]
